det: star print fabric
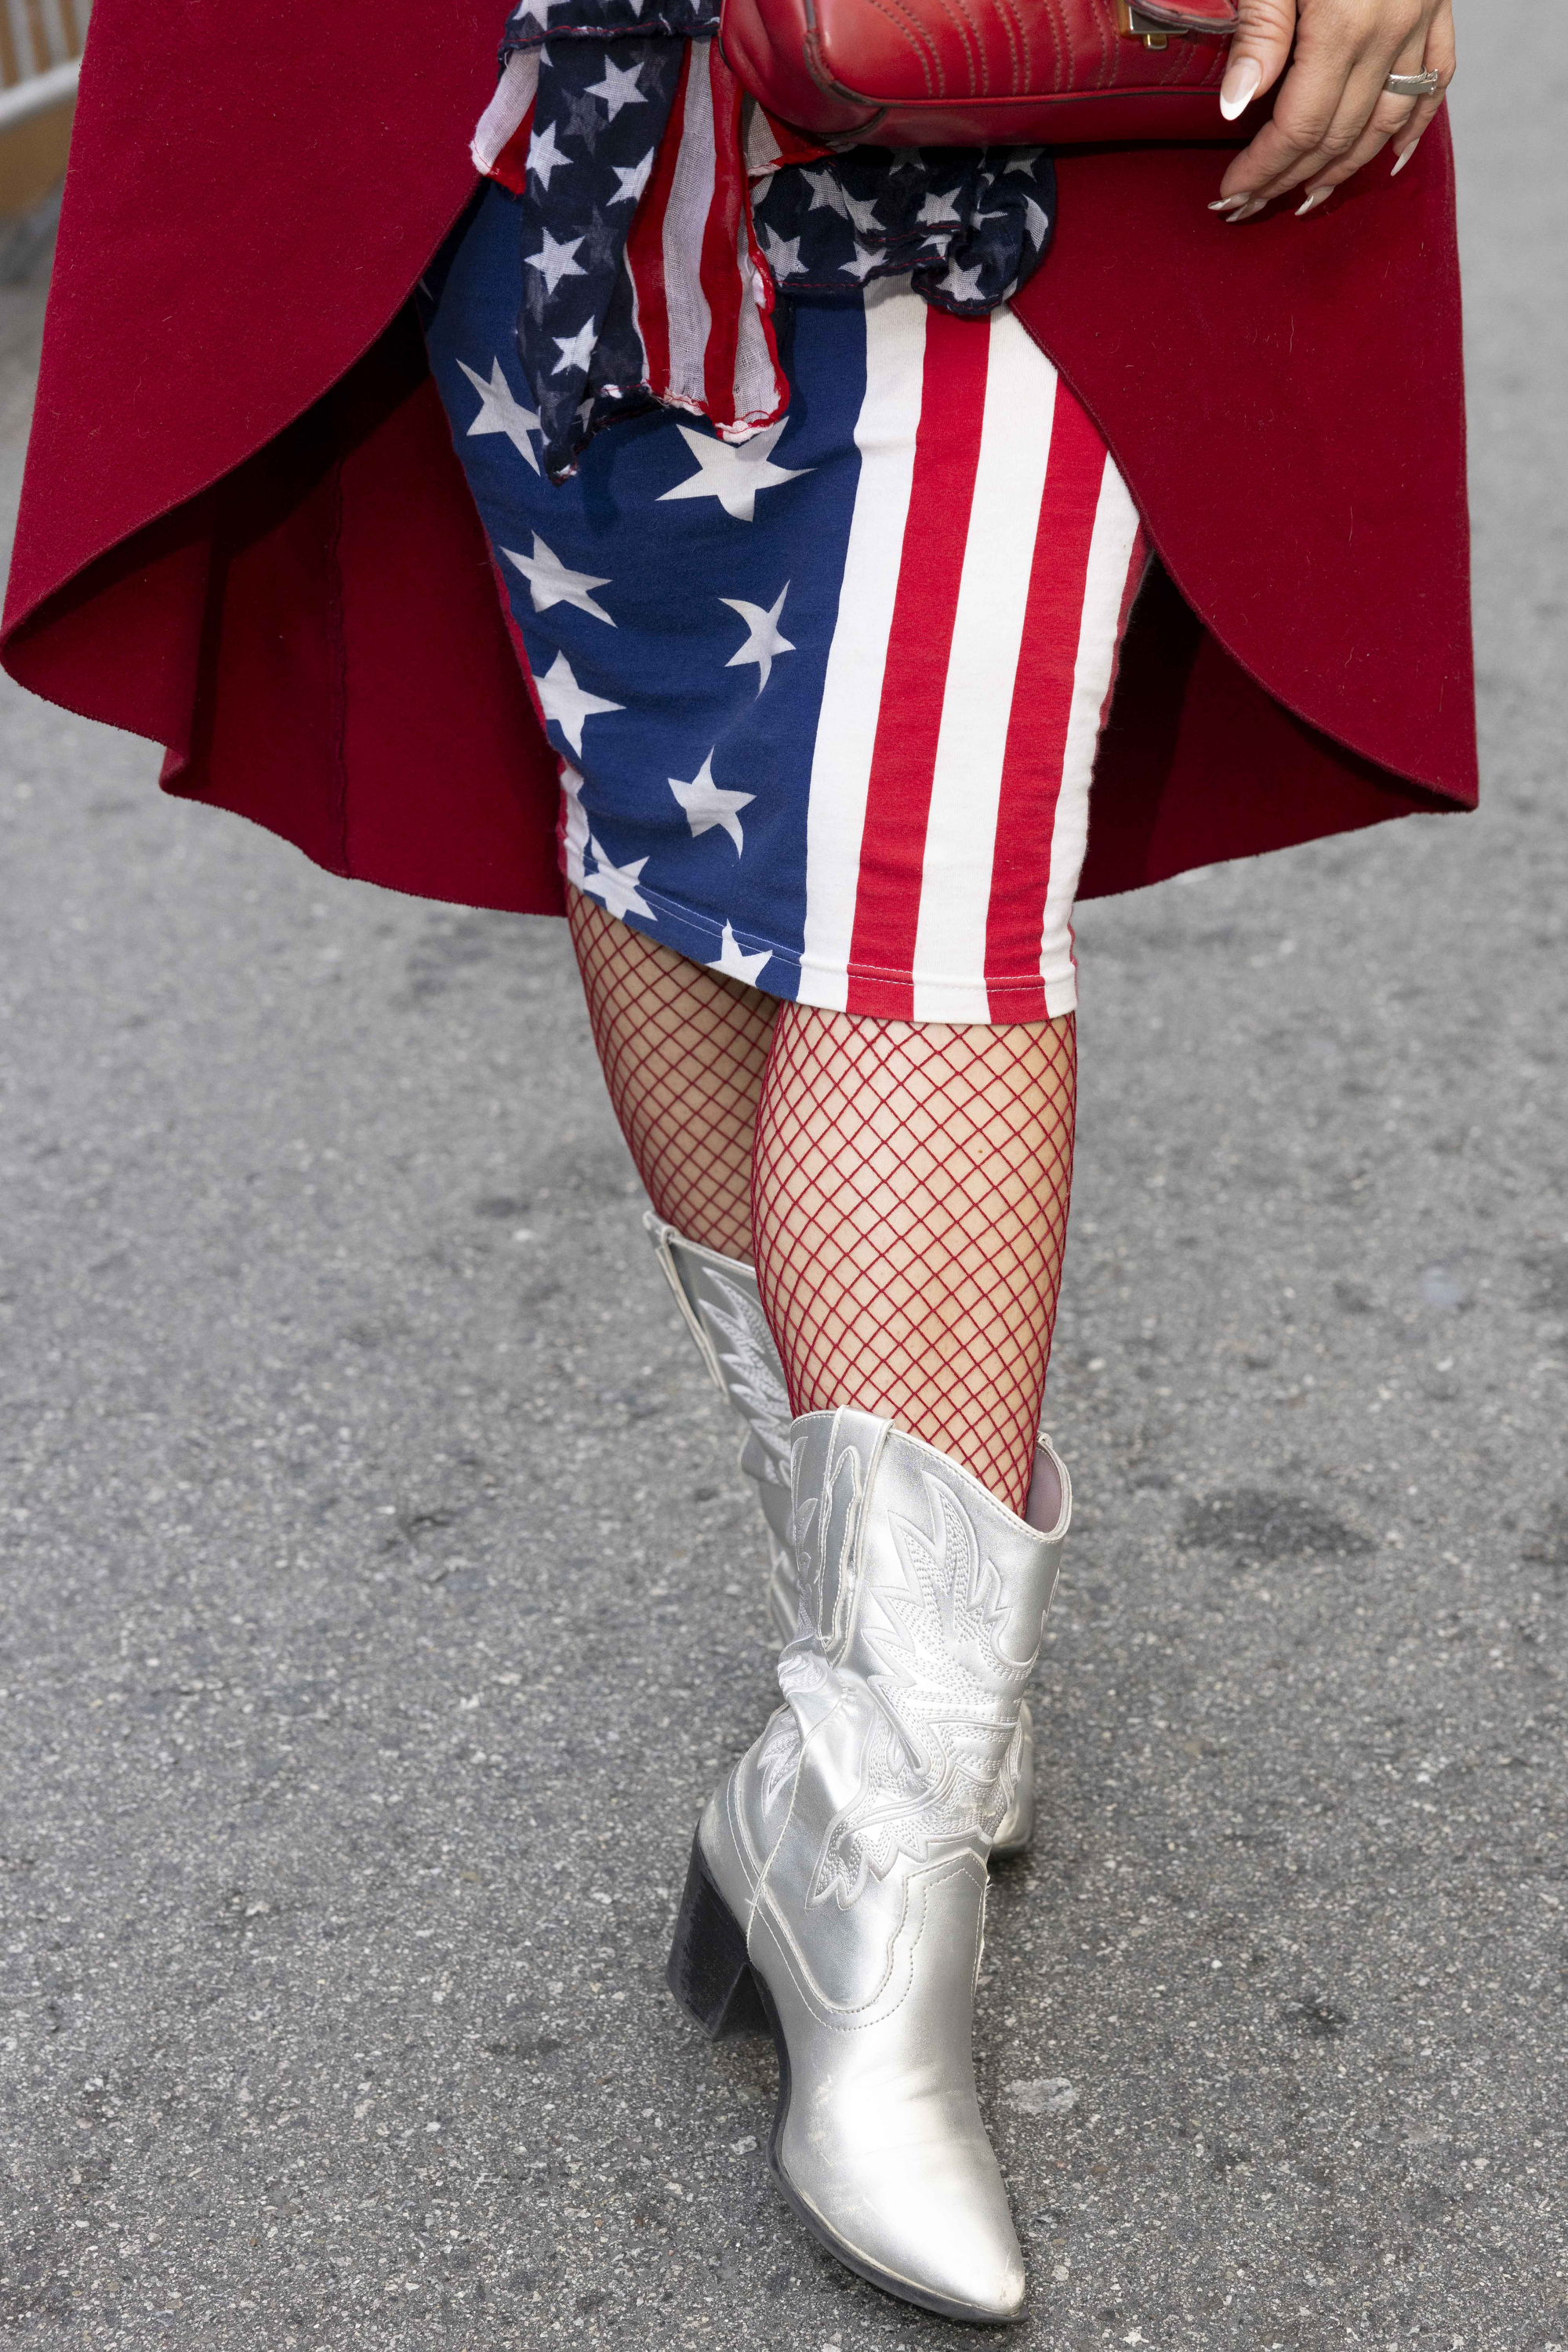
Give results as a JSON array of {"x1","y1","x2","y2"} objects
[
  {"x1": 746, "y1": 126, "x2": 1054, "y2": 315},
  {"x1": 475, "y1": 0, "x2": 1055, "y2": 477},
  {"x1": 423, "y1": 183, "x2": 1149, "y2": 1025}
]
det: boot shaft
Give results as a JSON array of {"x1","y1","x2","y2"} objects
[
  {"x1": 644, "y1": 1213, "x2": 796, "y2": 1635},
  {"x1": 779, "y1": 1409, "x2": 1068, "y2": 1886},
  {"x1": 712, "y1": 1410, "x2": 1069, "y2": 2015}
]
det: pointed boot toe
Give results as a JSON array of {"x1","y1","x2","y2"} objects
[{"x1": 776, "y1": 2096, "x2": 1025, "y2": 2323}]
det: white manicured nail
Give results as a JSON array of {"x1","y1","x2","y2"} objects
[
  {"x1": 1295, "y1": 185, "x2": 1333, "y2": 216},
  {"x1": 1225, "y1": 198, "x2": 1267, "y2": 223},
  {"x1": 1219, "y1": 57, "x2": 1261, "y2": 120},
  {"x1": 1208, "y1": 193, "x2": 1250, "y2": 212},
  {"x1": 1391, "y1": 137, "x2": 1421, "y2": 177}
]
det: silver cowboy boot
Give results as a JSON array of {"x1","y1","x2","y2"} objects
[
  {"x1": 646, "y1": 1214, "x2": 1040, "y2": 1859},
  {"x1": 667, "y1": 1408, "x2": 1070, "y2": 2324}
]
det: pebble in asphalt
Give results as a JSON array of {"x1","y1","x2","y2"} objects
[{"x1": 2, "y1": 13, "x2": 1566, "y2": 2347}]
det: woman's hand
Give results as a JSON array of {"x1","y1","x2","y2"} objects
[{"x1": 1212, "y1": 0, "x2": 1456, "y2": 220}]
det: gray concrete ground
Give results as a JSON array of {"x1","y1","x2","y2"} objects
[{"x1": 2, "y1": 9, "x2": 1565, "y2": 2346}]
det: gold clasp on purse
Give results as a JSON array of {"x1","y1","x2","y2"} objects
[{"x1": 1115, "y1": 0, "x2": 1171, "y2": 45}]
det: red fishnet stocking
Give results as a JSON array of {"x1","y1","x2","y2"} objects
[
  {"x1": 751, "y1": 1007, "x2": 1076, "y2": 1517},
  {"x1": 567, "y1": 884, "x2": 779, "y2": 1261}
]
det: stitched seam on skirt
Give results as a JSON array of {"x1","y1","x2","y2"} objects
[
  {"x1": 568, "y1": 862, "x2": 1071, "y2": 1007},
  {"x1": 798, "y1": 949, "x2": 1071, "y2": 1007}
]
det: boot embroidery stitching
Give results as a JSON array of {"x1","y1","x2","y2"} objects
[
  {"x1": 810, "y1": 1472, "x2": 1040, "y2": 1909},
  {"x1": 784, "y1": 1427, "x2": 864, "y2": 1670},
  {"x1": 756, "y1": 1704, "x2": 804, "y2": 1813},
  {"x1": 696, "y1": 1272, "x2": 791, "y2": 1474},
  {"x1": 757, "y1": 1849, "x2": 986, "y2": 2026}
]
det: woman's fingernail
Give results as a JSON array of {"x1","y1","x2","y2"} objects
[
  {"x1": 1295, "y1": 184, "x2": 1334, "y2": 216},
  {"x1": 1226, "y1": 197, "x2": 1267, "y2": 223},
  {"x1": 1391, "y1": 136, "x2": 1421, "y2": 177},
  {"x1": 1208, "y1": 193, "x2": 1250, "y2": 212},
  {"x1": 1219, "y1": 57, "x2": 1262, "y2": 121}
]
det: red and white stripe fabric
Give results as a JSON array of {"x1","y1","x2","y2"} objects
[
  {"x1": 801, "y1": 286, "x2": 1147, "y2": 1025},
  {"x1": 622, "y1": 42, "x2": 785, "y2": 439},
  {"x1": 471, "y1": 48, "x2": 539, "y2": 189},
  {"x1": 472, "y1": 42, "x2": 788, "y2": 444}
]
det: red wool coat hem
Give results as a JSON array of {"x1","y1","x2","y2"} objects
[{"x1": 1, "y1": 2, "x2": 1477, "y2": 923}]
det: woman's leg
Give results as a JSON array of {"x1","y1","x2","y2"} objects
[
  {"x1": 567, "y1": 884, "x2": 779, "y2": 1263},
  {"x1": 680, "y1": 1002, "x2": 1076, "y2": 2323},
  {"x1": 572, "y1": 874, "x2": 1076, "y2": 1513},
  {"x1": 750, "y1": 1005, "x2": 1076, "y2": 1517}
]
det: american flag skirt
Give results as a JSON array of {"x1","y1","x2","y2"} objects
[{"x1": 424, "y1": 180, "x2": 1149, "y2": 1025}]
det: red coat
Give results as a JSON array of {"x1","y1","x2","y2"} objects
[{"x1": 1, "y1": 2, "x2": 1476, "y2": 917}]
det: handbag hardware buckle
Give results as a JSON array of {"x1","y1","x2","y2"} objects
[{"x1": 1114, "y1": 0, "x2": 1171, "y2": 45}]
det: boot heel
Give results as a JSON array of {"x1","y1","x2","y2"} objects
[{"x1": 666, "y1": 1833, "x2": 768, "y2": 2038}]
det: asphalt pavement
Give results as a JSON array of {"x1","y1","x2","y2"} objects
[{"x1": 2, "y1": 8, "x2": 1565, "y2": 2346}]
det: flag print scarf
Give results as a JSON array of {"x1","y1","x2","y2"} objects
[{"x1": 472, "y1": 0, "x2": 1056, "y2": 477}]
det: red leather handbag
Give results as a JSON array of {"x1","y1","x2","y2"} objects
[{"x1": 720, "y1": 0, "x2": 1245, "y2": 148}]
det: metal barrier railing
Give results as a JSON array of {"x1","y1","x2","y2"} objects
[{"x1": 0, "y1": 0, "x2": 89, "y2": 130}]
